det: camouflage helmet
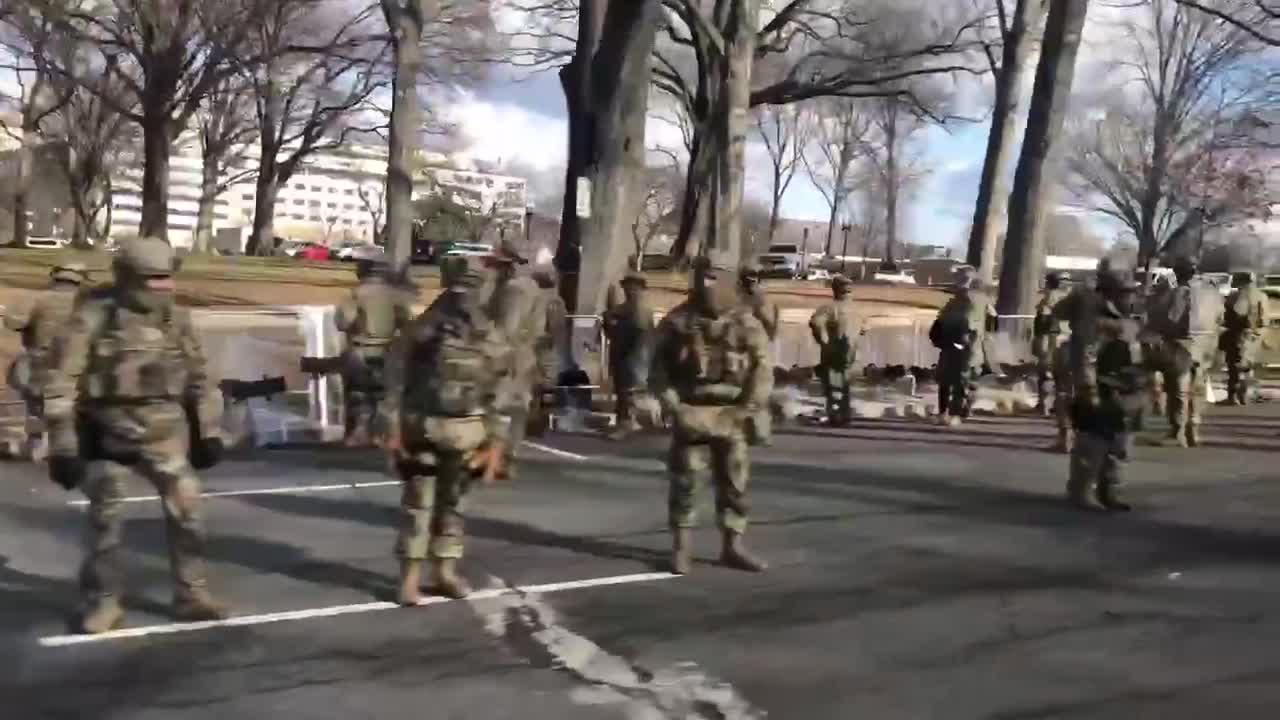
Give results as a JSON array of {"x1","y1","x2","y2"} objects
[
  {"x1": 1171, "y1": 255, "x2": 1198, "y2": 276},
  {"x1": 831, "y1": 273, "x2": 853, "y2": 289},
  {"x1": 738, "y1": 262, "x2": 762, "y2": 280},
  {"x1": 50, "y1": 261, "x2": 88, "y2": 285},
  {"x1": 440, "y1": 255, "x2": 483, "y2": 289},
  {"x1": 115, "y1": 236, "x2": 176, "y2": 277},
  {"x1": 953, "y1": 264, "x2": 978, "y2": 289},
  {"x1": 1230, "y1": 269, "x2": 1256, "y2": 285}
]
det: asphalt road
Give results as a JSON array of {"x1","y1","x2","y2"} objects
[{"x1": 4, "y1": 406, "x2": 1280, "y2": 719}]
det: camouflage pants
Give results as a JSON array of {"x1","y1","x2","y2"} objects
[
  {"x1": 1035, "y1": 338, "x2": 1072, "y2": 433},
  {"x1": 937, "y1": 347, "x2": 976, "y2": 418},
  {"x1": 1223, "y1": 331, "x2": 1261, "y2": 403},
  {"x1": 343, "y1": 346, "x2": 387, "y2": 441},
  {"x1": 1067, "y1": 431, "x2": 1129, "y2": 501},
  {"x1": 667, "y1": 406, "x2": 750, "y2": 533},
  {"x1": 81, "y1": 450, "x2": 209, "y2": 603},
  {"x1": 819, "y1": 365, "x2": 855, "y2": 426},
  {"x1": 396, "y1": 416, "x2": 487, "y2": 560},
  {"x1": 1165, "y1": 340, "x2": 1211, "y2": 437}
]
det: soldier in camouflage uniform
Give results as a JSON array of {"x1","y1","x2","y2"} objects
[
  {"x1": 335, "y1": 258, "x2": 413, "y2": 447},
  {"x1": 1140, "y1": 274, "x2": 1174, "y2": 421},
  {"x1": 651, "y1": 257, "x2": 772, "y2": 575},
  {"x1": 41, "y1": 237, "x2": 228, "y2": 634},
  {"x1": 808, "y1": 274, "x2": 862, "y2": 426},
  {"x1": 1221, "y1": 270, "x2": 1268, "y2": 405},
  {"x1": 1032, "y1": 271, "x2": 1071, "y2": 436},
  {"x1": 531, "y1": 267, "x2": 569, "y2": 433},
  {"x1": 932, "y1": 267, "x2": 992, "y2": 427},
  {"x1": 385, "y1": 256, "x2": 511, "y2": 604},
  {"x1": 1067, "y1": 269, "x2": 1145, "y2": 511},
  {"x1": 739, "y1": 263, "x2": 779, "y2": 341},
  {"x1": 485, "y1": 240, "x2": 545, "y2": 476},
  {"x1": 5, "y1": 261, "x2": 88, "y2": 458},
  {"x1": 1157, "y1": 256, "x2": 1224, "y2": 447},
  {"x1": 603, "y1": 271, "x2": 654, "y2": 435}
]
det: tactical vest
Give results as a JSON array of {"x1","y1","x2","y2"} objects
[
  {"x1": 1167, "y1": 282, "x2": 1222, "y2": 338},
  {"x1": 407, "y1": 313, "x2": 493, "y2": 417},
  {"x1": 674, "y1": 313, "x2": 752, "y2": 405},
  {"x1": 83, "y1": 302, "x2": 188, "y2": 403},
  {"x1": 1225, "y1": 289, "x2": 1261, "y2": 332},
  {"x1": 353, "y1": 286, "x2": 401, "y2": 344}
]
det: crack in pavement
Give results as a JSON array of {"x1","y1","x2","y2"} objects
[{"x1": 469, "y1": 576, "x2": 764, "y2": 720}]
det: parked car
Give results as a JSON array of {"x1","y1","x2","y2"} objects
[
  {"x1": 347, "y1": 244, "x2": 386, "y2": 262},
  {"x1": 805, "y1": 268, "x2": 832, "y2": 282},
  {"x1": 757, "y1": 243, "x2": 804, "y2": 278},
  {"x1": 442, "y1": 242, "x2": 494, "y2": 260},
  {"x1": 23, "y1": 236, "x2": 69, "y2": 250},
  {"x1": 873, "y1": 269, "x2": 918, "y2": 285},
  {"x1": 299, "y1": 243, "x2": 330, "y2": 261},
  {"x1": 330, "y1": 241, "x2": 371, "y2": 261}
]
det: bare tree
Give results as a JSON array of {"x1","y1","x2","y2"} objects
[
  {"x1": 996, "y1": 0, "x2": 1092, "y2": 316},
  {"x1": 357, "y1": 182, "x2": 387, "y2": 242},
  {"x1": 803, "y1": 97, "x2": 872, "y2": 256},
  {"x1": 379, "y1": 0, "x2": 493, "y2": 271},
  {"x1": 1064, "y1": 0, "x2": 1273, "y2": 271},
  {"x1": 631, "y1": 152, "x2": 682, "y2": 268},
  {"x1": 867, "y1": 94, "x2": 934, "y2": 265},
  {"x1": 1172, "y1": 0, "x2": 1279, "y2": 46},
  {"x1": 245, "y1": 1, "x2": 389, "y2": 256},
  {"x1": 193, "y1": 76, "x2": 257, "y2": 253},
  {"x1": 754, "y1": 102, "x2": 812, "y2": 246},
  {"x1": 964, "y1": 0, "x2": 1047, "y2": 283},
  {"x1": 29, "y1": 0, "x2": 273, "y2": 241}
]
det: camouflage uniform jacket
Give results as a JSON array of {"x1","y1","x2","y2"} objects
[
  {"x1": 1224, "y1": 286, "x2": 1268, "y2": 336},
  {"x1": 334, "y1": 279, "x2": 413, "y2": 347},
  {"x1": 650, "y1": 302, "x2": 771, "y2": 411},
  {"x1": 486, "y1": 275, "x2": 546, "y2": 386},
  {"x1": 41, "y1": 288, "x2": 213, "y2": 454},
  {"x1": 1073, "y1": 302, "x2": 1145, "y2": 437},
  {"x1": 744, "y1": 292, "x2": 780, "y2": 341},
  {"x1": 383, "y1": 297, "x2": 514, "y2": 450},
  {"x1": 809, "y1": 299, "x2": 862, "y2": 368},
  {"x1": 603, "y1": 298, "x2": 655, "y2": 387}
]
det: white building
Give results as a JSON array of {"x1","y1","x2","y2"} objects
[{"x1": 108, "y1": 143, "x2": 529, "y2": 250}]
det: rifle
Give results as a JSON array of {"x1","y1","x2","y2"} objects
[
  {"x1": 300, "y1": 356, "x2": 345, "y2": 376},
  {"x1": 219, "y1": 376, "x2": 287, "y2": 402}
]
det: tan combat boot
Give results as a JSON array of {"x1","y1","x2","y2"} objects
[
  {"x1": 1185, "y1": 424, "x2": 1200, "y2": 448},
  {"x1": 1050, "y1": 430, "x2": 1072, "y2": 454},
  {"x1": 429, "y1": 558, "x2": 472, "y2": 599},
  {"x1": 396, "y1": 559, "x2": 423, "y2": 607},
  {"x1": 173, "y1": 588, "x2": 230, "y2": 622},
  {"x1": 78, "y1": 596, "x2": 125, "y2": 635},
  {"x1": 720, "y1": 531, "x2": 768, "y2": 572},
  {"x1": 1096, "y1": 483, "x2": 1132, "y2": 512},
  {"x1": 670, "y1": 527, "x2": 692, "y2": 575}
]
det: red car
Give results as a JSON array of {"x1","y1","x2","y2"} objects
[{"x1": 300, "y1": 244, "x2": 329, "y2": 261}]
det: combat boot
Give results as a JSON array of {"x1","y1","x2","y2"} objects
[
  {"x1": 173, "y1": 588, "x2": 230, "y2": 622},
  {"x1": 670, "y1": 527, "x2": 692, "y2": 575},
  {"x1": 1096, "y1": 483, "x2": 1132, "y2": 512},
  {"x1": 77, "y1": 596, "x2": 124, "y2": 635},
  {"x1": 720, "y1": 531, "x2": 767, "y2": 572},
  {"x1": 396, "y1": 559, "x2": 423, "y2": 606},
  {"x1": 429, "y1": 558, "x2": 472, "y2": 599},
  {"x1": 1185, "y1": 424, "x2": 1200, "y2": 448},
  {"x1": 1049, "y1": 430, "x2": 1072, "y2": 454},
  {"x1": 1158, "y1": 431, "x2": 1189, "y2": 448}
]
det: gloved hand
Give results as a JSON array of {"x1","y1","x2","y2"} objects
[
  {"x1": 48, "y1": 455, "x2": 86, "y2": 491},
  {"x1": 189, "y1": 437, "x2": 225, "y2": 470},
  {"x1": 466, "y1": 441, "x2": 507, "y2": 484}
]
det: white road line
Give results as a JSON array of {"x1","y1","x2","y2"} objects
[
  {"x1": 38, "y1": 571, "x2": 677, "y2": 647},
  {"x1": 65, "y1": 480, "x2": 400, "y2": 507},
  {"x1": 522, "y1": 440, "x2": 589, "y2": 461}
]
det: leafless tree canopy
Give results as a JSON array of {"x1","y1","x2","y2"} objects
[{"x1": 1064, "y1": 0, "x2": 1278, "y2": 264}]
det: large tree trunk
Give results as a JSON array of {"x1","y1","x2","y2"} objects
[
  {"x1": 996, "y1": 0, "x2": 1091, "y2": 317},
  {"x1": 707, "y1": 0, "x2": 760, "y2": 269},
  {"x1": 193, "y1": 155, "x2": 219, "y2": 254},
  {"x1": 383, "y1": 2, "x2": 433, "y2": 275},
  {"x1": 139, "y1": 109, "x2": 172, "y2": 240},
  {"x1": 1137, "y1": 116, "x2": 1171, "y2": 269},
  {"x1": 556, "y1": 0, "x2": 606, "y2": 312},
  {"x1": 248, "y1": 168, "x2": 279, "y2": 256},
  {"x1": 574, "y1": 0, "x2": 661, "y2": 315},
  {"x1": 673, "y1": 129, "x2": 713, "y2": 260},
  {"x1": 965, "y1": 0, "x2": 1044, "y2": 284},
  {"x1": 10, "y1": 128, "x2": 36, "y2": 248}
]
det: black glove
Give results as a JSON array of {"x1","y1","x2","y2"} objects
[
  {"x1": 190, "y1": 437, "x2": 225, "y2": 470},
  {"x1": 49, "y1": 455, "x2": 86, "y2": 491}
]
